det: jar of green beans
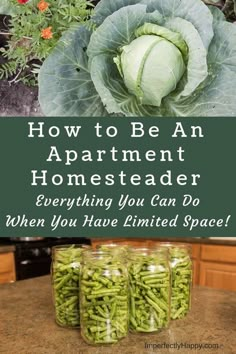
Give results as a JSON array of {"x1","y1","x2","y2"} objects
[
  {"x1": 160, "y1": 243, "x2": 193, "y2": 320},
  {"x1": 80, "y1": 250, "x2": 129, "y2": 345},
  {"x1": 96, "y1": 243, "x2": 131, "y2": 257},
  {"x1": 128, "y1": 247, "x2": 171, "y2": 333},
  {"x1": 51, "y1": 244, "x2": 90, "y2": 328}
]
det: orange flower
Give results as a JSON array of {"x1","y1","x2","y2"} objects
[
  {"x1": 37, "y1": 0, "x2": 49, "y2": 12},
  {"x1": 41, "y1": 26, "x2": 53, "y2": 40}
]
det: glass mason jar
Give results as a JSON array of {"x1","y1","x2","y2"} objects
[
  {"x1": 128, "y1": 247, "x2": 171, "y2": 333},
  {"x1": 160, "y1": 243, "x2": 193, "y2": 320},
  {"x1": 80, "y1": 250, "x2": 129, "y2": 345},
  {"x1": 51, "y1": 244, "x2": 90, "y2": 328},
  {"x1": 96, "y1": 243, "x2": 131, "y2": 257}
]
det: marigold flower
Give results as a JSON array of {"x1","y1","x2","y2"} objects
[
  {"x1": 37, "y1": 0, "x2": 49, "y2": 12},
  {"x1": 41, "y1": 26, "x2": 53, "y2": 40},
  {"x1": 17, "y1": 0, "x2": 28, "y2": 4}
]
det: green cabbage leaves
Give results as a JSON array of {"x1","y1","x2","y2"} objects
[{"x1": 39, "y1": 0, "x2": 236, "y2": 116}]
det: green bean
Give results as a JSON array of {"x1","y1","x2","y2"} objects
[
  {"x1": 146, "y1": 290, "x2": 169, "y2": 311},
  {"x1": 81, "y1": 280, "x2": 100, "y2": 287},
  {"x1": 144, "y1": 296, "x2": 165, "y2": 316},
  {"x1": 116, "y1": 295, "x2": 127, "y2": 301},
  {"x1": 94, "y1": 339, "x2": 118, "y2": 344},
  {"x1": 129, "y1": 252, "x2": 170, "y2": 333},
  {"x1": 90, "y1": 314, "x2": 111, "y2": 322},
  {"x1": 80, "y1": 253, "x2": 129, "y2": 345},
  {"x1": 85, "y1": 298, "x2": 115, "y2": 307},
  {"x1": 172, "y1": 306, "x2": 185, "y2": 319},
  {"x1": 142, "y1": 273, "x2": 167, "y2": 281},
  {"x1": 91, "y1": 288, "x2": 120, "y2": 295},
  {"x1": 110, "y1": 302, "x2": 117, "y2": 319},
  {"x1": 87, "y1": 291, "x2": 119, "y2": 299},
  {"x1": 95, "y1": 306, "x2": 108, "y2": 319},
  {"x1": 136, "y1": 326, "x2": 157, "y2": 332},
  {"x1": 90, "y1": 325, "x2": 108, "y2": 333}
]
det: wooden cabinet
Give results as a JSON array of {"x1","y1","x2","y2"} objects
[
  {"x1": 199, "y1": 261, "x2": 236, "y2": 291},
  {"x1": 199, "y1": 245, "x2": 236, "y2": 291},
  {"x1": 0, "y1": 252, "x2": 16, "y2": 284},
  {"x1": 191, "y1": 244, "x2": 200, "y2": 286},
  {"x1": 192, "y1": 260, "x2": 198, "y2": 285},
  {"x1": 201, "y1": 245, "x2": 236, "y2": 263}
]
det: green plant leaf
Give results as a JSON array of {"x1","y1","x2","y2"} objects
[
  {"x1": 166, "y1": 18, "x2": 236, "y2": 116},
  {"x1": 134, "y1": 23, "x2": 188, "y2": 58},
  {"x1": 141, "y1": 0, "x2": 214, "y2": 49},
  {"x1": 39, "y1": 25, "x2": 108, "y2": 116},
  {"x1": 0, "y1": 0, "x2": 16, "y2": 15},
  {"x1": 208, "y1": 5, "x2": 226, "y2": 21},
  {"x1": 88, "y1": 4, "x2": 153, "y2": 62},
  {"x1": 92, "y1": 0, "x2": 144, "y2": 25},
  {"x1": 164, "y1": 17, "x2": 208, "y2": 99},
  {"x1": 90, "y1": 53, "x2": 162, "y2": 116}
]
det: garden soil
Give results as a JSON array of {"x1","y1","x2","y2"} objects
[{"x1": 0, "y1": 78, "x2": 42, "y2": 116}]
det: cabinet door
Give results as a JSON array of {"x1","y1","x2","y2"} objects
[
  {"x1": 191, "y1": 244, "x2": 200, "y2": 259},
  {"x1": 199, "y1": 261, "x2": 236, "y2": 291},
  {"x1": 192, "y1": 259, "x2": 199, "y2": 286},
  {"x1": 201, "y1": 245, "x2": 236, "y2": 263},
  {"x1": 191, "y1": 244, "x2": 200, "y2": 286},
  {"x1": 0, "y1": 252, "x2": 16, "y2": 284}
]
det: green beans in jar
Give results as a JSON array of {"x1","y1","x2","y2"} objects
[
  {"x1": 80, "y1": 250, "x2": 129, "y2": 345},
  {"x1": 169, "y1": 245, "x2": 192, "y2": 320},
  {"x1": 51, "y1": 244, "x2": 90, "y2": 327},
  {"x1": 97, "y1": 243, "x2": 131, "y2": 257},
  {"x1": 128, "y1": 248, "x2": 171, "y2": 333}
]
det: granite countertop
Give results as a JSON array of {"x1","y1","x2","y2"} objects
[{"x1": 0, "y1": 276, "x2": 235, "y2": 354}]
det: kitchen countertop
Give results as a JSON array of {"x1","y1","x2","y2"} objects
[
  {"x1": 0, "y1": 276, "x2": 235, "y2": 354},
  {"x1": 0, "y1": 244, "x2": 15, "y2": 254},
  {"x1": 150, "y1": 237, "x2": 236, "y2": 246},
  {"x1": 91, "y1": 237, "x2": 236, "y2": 246},
  {"x1": 0, "y1": 237, "x2": 236, "y2": 254}
]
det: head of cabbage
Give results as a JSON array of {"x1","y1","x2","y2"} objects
[
  {"x1": 39, "y1": 0, "x2": 236, "y2": 117},
  {"x1": 114, "y1": 24, "x2": 188, "y2": 107}
]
